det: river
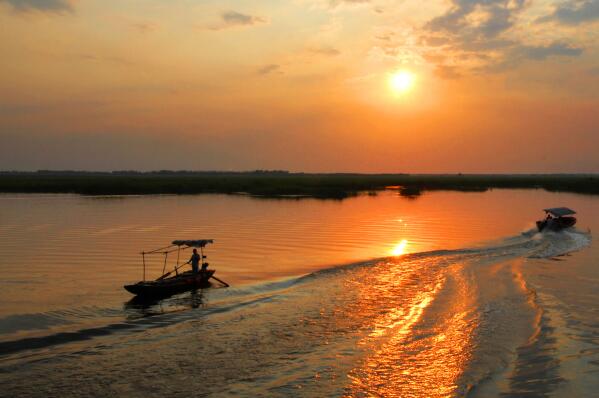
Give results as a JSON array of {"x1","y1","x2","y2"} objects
[{"x1": 0, "y1": 189, "x2": 596, "y2": 397}]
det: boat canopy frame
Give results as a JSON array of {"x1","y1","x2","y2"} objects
[{"x1": 140, "y1": 239, "x2": 214, "y2": 281}]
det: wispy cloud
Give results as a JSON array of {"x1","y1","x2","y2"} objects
[
  {"x1": 73, "y1": 53, "x2": 132, "y2": 66},
  {"x1": 537, "y1": 0, "x2": 599, "y2": 25},
  {"x1": 209, "y1": 10, "x2": 267, "y2": 30},
  {"x1": 516, "y1": 41, "x2": 583, "y2": 60},
  {"x1": 435, "y1": 65, "x2": 462, "y2": 79},
  {"x1": 131, "y1": 22, "x2": 158, "y2": 34},
  {"x1": 308, "y1": 46, "x2": 341, "y2": 56},
  {"x1": 0, "y1": 0, "x2": 74, "y2": 13},
  {"x1": 329, "y1": 0, "x2": 370, "y2": 6},
  {"x1": 257, "y1": 64, "x2": 281, "y2": 75},
  {"x1": 479, "y1": 41, "x2": 583, "y2": 73},
  {"x1": 306, "y1": 0, "x2": 370, "y2": 10}
]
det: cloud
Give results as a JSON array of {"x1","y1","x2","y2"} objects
[
  {"x1": 0, "y1": 0, "x2": 74, "y2": 13},
  {"x1": 421, "y1": 0, "x2": 524, "y2": 75},
  {"x1": 330, "y1": 0, "x2": 369, "y2": 5},
  {"x1": 478, "y1": 41, "x2": 583, "y2": 73},
  {"x1": 309, "y1": 0, "x2": 370, "y2": 10},
  {"x1": 419, "y1": 0, "x2": 585, "y2": 77},
  {"x1": 426, "y1": 0, "x2": 527, "y2": 47},
  {"x1": 435, "y1": 65, "x2": 462, "y2": 79},
  {"x1": 222, "y1": 10, "x2": 264, "y2": 25},
  {"x1": 73, "y1": 53, "x2": 132, "y2": 65},
  {"x1": 209, "y1": 10, "x2": 267, "y2": 30},
  {"x1": 308, "y1": 46, "x2": 341, "y2": 56},
  {"x1": 515, "y1": 41, "x2": 583, "y2": 60},
  {"x1": 257, "y1": 64, "x2": 281, "y2": 75},
  {"x1": 375, "y1": 33, "x2": 394, "y2": 42},
  {"x1": 538, "y1": 0, "x2": 599, "y2": 25},
  {"x1": 131, "y1": 22, "x2": 158, "y2": 34}
]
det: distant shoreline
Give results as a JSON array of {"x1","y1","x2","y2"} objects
[{"x1": 0, "y1": 171, "x2": 598, "y2": 199}]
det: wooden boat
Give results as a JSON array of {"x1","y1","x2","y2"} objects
[
  {"x1": 124, "y1": 270, "x2": 215, "y2": 297},
  {"x1": 124, "y1": 239, "x2": 228, "y2": 298},
  {"x1": 536, "y1": 207, "x2": 577, "y2": 232}
]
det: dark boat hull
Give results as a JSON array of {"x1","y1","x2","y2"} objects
[
  {"x1": 124, "y1": 270, "x2": 215, "y2": 297},
  {"x1": 537, "y1": 216, "x2": 577, "y2": 232}
]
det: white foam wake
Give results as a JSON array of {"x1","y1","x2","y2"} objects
[{"x1": 528, "y1": 229, "x2": 591, "y2": 258}]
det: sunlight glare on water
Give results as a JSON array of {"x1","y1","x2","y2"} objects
[
  {"x1": 391, "y1": 239, "x2": 409, "y2": 256},
  {"x1": 343, "y1": 256, "x2": 477, "y2": 397}
]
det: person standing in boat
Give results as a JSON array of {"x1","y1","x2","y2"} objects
[{"x1": 187, "y1": 248, "x2": 201, "y2": 274}]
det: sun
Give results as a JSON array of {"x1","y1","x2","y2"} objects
[{"x1": 389, "y1": 70, "x2": 416, "y2": 94}]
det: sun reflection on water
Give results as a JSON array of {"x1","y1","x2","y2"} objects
[
  {"x1": 343, "y1": 256, "x2": 478, "y2": 397},
  {"x1": 391, "y1": 239, "x2": 408, "y2": 256}
]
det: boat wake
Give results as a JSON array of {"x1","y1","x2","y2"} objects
[{"x1": 527, "y1": 229, "x2": 591, "y2": 258}]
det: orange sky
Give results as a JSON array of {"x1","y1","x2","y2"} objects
[{"x1": 1, "y1": 0, "x2": 598, "y2": 172}]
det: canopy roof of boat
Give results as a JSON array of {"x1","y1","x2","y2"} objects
[
  {"x1": 544, "y1": 207, "x2": 576, "y2": 217},
  {"x1": 172, "y1": 239, "x2": 214, "y2": 248},
  {"x1": 142, "y1": 239, "x2": 215, "y2": 255}
]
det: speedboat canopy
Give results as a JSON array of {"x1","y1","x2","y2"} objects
[{"x1": 543, "y1": 207, "x2": 576, "y2": 217}]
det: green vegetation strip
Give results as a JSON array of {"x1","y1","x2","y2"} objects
[{"x1": 0, "y1": 172, "x2": 598, "y2": 199}]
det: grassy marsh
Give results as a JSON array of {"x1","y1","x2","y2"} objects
[{"x1": 0, "y1": 171, "x2": 598, "y2": 199}]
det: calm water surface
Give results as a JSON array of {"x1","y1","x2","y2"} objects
[{"x1": 0, "y1": 190, "x2": 596, "y2": 397}]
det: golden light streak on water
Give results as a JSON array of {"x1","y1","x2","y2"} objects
[
  {"x1": 345, "y1": 261, "x2": 478, "y2": 397},
  {"x1": 391, "y1": 239, "x2": 408, "y2": 256}
]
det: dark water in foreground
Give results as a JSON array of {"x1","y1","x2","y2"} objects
[{"x1": 0, "y1": 190, "x2": 596, "y2": 397}]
